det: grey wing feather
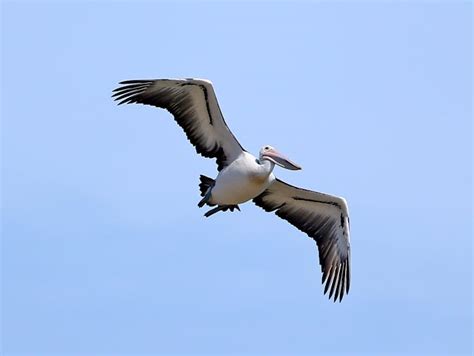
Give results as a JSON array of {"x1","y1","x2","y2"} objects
[
  {"x1": 253, "y1": 179, "x2": 351, "y2": 302},
  {"x1": 112, "y1": 78, "x2": 245, "y2": 171}
]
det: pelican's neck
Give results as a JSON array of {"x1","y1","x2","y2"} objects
[{"x1": 258, "y1": 158, "x2": 275, "y2": 176}]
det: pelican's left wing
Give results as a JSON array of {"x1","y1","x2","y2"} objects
[
  {"x1": 253, "y1": 179, "x2": 351, "y2": 302},
  {"x1": 112, "y1": 79, "x2": 245, "y2": 171}
]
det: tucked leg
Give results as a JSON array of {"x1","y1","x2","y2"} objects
[
  {"x1": 204, "y1": 204, "x2": 241, "y2": 218},
  {"x1": 204, "y1": 206, "x2": 227, "y2": 218}
]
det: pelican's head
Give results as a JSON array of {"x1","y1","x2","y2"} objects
[{"x1": 259, "y1": 145, "x2": 302, "y2": 170}]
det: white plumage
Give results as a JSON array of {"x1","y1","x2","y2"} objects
[{"x1": 210, "y1": 152, "x2": 275, "y2": 205}]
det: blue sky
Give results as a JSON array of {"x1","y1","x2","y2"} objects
[{"x1": 1, "y1": 1, "x2": 472, "y2": 355}]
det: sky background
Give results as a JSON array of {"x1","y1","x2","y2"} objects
[{"x1": 1, "y1": 1, "x2": 472, "y2": 355}]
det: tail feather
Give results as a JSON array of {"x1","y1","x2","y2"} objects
[{"x1": 199, "y1": 175, "x2": 215, "y2": 197}]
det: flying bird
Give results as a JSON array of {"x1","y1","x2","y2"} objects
[{"x1": 112, "y1": 78, "x2": 351, "y2": 302}]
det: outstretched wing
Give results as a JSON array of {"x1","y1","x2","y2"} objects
[
  {"x1": 253, "y1": 179, "x2": 351, "y2": 302},
  {"x1": 112, "y1": 78, "x2": 245, "y2": 171}
]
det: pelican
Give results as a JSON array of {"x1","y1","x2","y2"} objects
[{"x1": 112, "y1": 78, "x2": 351, "y2": 302}]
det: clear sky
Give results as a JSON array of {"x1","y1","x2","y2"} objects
[{"x1": 1, "y1": 1, "x2": 472, "y2": 355}]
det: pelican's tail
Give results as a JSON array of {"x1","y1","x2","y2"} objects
[
  {"x1": 199, "y1": 175, "x2": 214, "y2": 198},
  {"x1": 198, "y1": 175, "x2": 215, "y2": 208}
]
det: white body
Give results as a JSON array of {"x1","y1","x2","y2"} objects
[{"x1": 210, "y1": 152, "x2": 275, "y2": 205}]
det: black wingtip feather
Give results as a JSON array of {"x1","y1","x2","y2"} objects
[
  {"x1": 346, "y1": 258, "x2": 351, "y2": 294},
  {"x1": 335, "y1": 264, "x2": 344, "y2": 302},
  {"x1": 119, "y1": 79, "x2": 154, "y2": 85},
  {"x1": 324, "y1": 266, "x2": 334, "y2": 295},
  {"x1": 339, "y1": 262, "x2": 346, "y2": 302},
  {"x1": 112, "y1": 81, "x2": 154, "y2": 106},
  {"x1": 328, "y1": 265, "x2": 340, "y2": 300}
]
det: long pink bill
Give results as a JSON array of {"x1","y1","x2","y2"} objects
[{"x1": 263, "y1": 149, "x2": 302, "y2": 170}]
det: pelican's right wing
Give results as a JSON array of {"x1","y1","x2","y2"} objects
[
  {"x1": 253, "y1": 179, "x2": 351, "y2": 302},
  {"x1": 112, "y1": 78, "x2": 245, "y2": 171}
]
